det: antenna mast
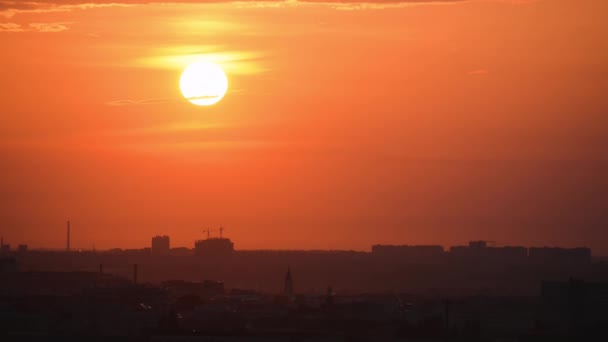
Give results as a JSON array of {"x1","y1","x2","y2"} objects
[{"x1": 67, "y1": 220, "x2": 71, "y2": 251}]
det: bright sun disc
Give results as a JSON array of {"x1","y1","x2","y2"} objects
[{"x1": 180, "y1": 61, "x2": 228, "y2": 106}]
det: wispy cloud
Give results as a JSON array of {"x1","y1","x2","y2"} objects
[
  {"x1": 0, "y1": 22, "x2": 22, "y2": 31},
  {"x1": 0, "y1": 0, "x2": 540, "y2": 18},
  {"x1": 29, "y1": 21, "x2": 70, "y2": 32},
  {"x1": 91, "y1": 120, "x2": 294, "y2": 153},
  {"x1": 0, "y1": 1, "x2": 478, "y2": 18},
  {"x1": 135, "y1": 45, "x2": 267, "y2": 74},
  {"x1": 0, "y1": 21, "x2": 70, "y2": 32},
  {"x1": 100, "y1": 121, "x2": 231, "y2": 137},
  {"x1": 468, "y1": 69, "x2": 489, "y2": 75},
  {"x1": 0, "y1": 1, "x2": 134, "y2": 18},
  {"x1": 105, "y1": 97, "x2": 179, "y2": 107}
]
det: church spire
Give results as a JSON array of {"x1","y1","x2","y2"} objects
[{"x1": 284, "y1": 266, "x2": 293, "y2": 297}]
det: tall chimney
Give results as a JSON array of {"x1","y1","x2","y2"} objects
[
  {"x1": 66, "y1": 221, "x2": 70, "y2": 251},
  {"x1": 133, "y1": 264, "x2": 138, "y2": 285}
]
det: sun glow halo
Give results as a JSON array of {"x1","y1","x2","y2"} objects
[{"x1": 180, "y1": 61, "x2": 228, "y2": 106}]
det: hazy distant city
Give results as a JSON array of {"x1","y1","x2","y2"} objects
[{"x1": 1, "y1": 224, "x2": 607, "y2": 341}]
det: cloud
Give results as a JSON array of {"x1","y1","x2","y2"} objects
[
  {"x1": 0, "y1": 0, "x2": 541, "y2": 18},
  {"x1": 0, "y1": 0, "x2": 539, "y2": 29},
  {"x1": 0, "y1": 0, "x2": 469, "y2": 16},
  {"x1": 0, "y1": 1, "x2": 134, "y2": 18},
  {"x1": 0, "y1": 22, "x2": 22, "y2": 31},
  {"x1": 100, "y1": 121, "x2": 230, "y2": 136},
  {"x1": 135, "y1": 46, "x2": 266, "y2": 74},
  {"x1": 0, "y1": 21, "x2": 70, "y2": 32},
  {"x1": 105, "y1": 97, "x2": 179, "y2": 106},
  {"x1": 468, "y1": 69, "x2": 489, "y2": 75},
  {"x1": 29, "y1": 21, "x2": 70, "y2": 32}
]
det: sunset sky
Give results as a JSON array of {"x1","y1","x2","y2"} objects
[{"x1": 1, "y1": 0, "x2": 607, "y2": 253}]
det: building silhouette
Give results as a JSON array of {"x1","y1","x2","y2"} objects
[
  {"x1": 151, "y1": 235, "x2": 170, "y2": 255},
  {"x1": 529, "y1": 246, "x2": 591, "y2": 265},
  {"x1": 371, "y1": 244, "x2": 445, "y2": 261},
  {"x1": 1, "y1": 236, "x2": 10, "y2": 254},
  {"x1": 194, "y1": 237, "x2": 234, "y2": 256},
  {"x1": 0, "y1": 257, "x2": 18, "y2": 272}
]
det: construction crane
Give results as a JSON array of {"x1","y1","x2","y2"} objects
[
  {"x1": 203, "y1": 228, "x2": 213, "y2": 239},
  {"x1": 202, "y1": 226, "x2": 227, "y2": 239}
]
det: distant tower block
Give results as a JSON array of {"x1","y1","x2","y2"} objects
[
  {"x1": 194, "y1": 228, "x2": 234, "y2": 256},
  {"x1": 284, "y1": 266, "x2": 294, "y2": 297},
  {"x1": 66, "y1": 220, "x2": 71, "y2": 251},
  {"x1": 151, "y1": 235, "x2": 170, "y2": 255},
  {"x1": 0, "y1": 237, "x2": 9, "y2": 253}
]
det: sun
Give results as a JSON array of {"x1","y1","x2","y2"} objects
[{"x1": 180, "y1": 61, "x2": 228, "y2": 106}]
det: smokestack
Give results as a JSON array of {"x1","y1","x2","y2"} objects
[
  {"x1": 66, "y1": 221, "x2": 70, "y2": 251},
  {"x1": 133, "y1": 264, "x2": 138, "y2": 285}
]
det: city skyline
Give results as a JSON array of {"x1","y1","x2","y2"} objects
[
  {"x1": 0, "y1": 219, "x2": 605, "y2": 253},
  {"x1": 1, "y1": 228, "x2": 597, "y2": 258}
]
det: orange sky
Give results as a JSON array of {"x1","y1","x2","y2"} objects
[{"x1": 1, "y1": 0, "x2": 607, "y2": 253}]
